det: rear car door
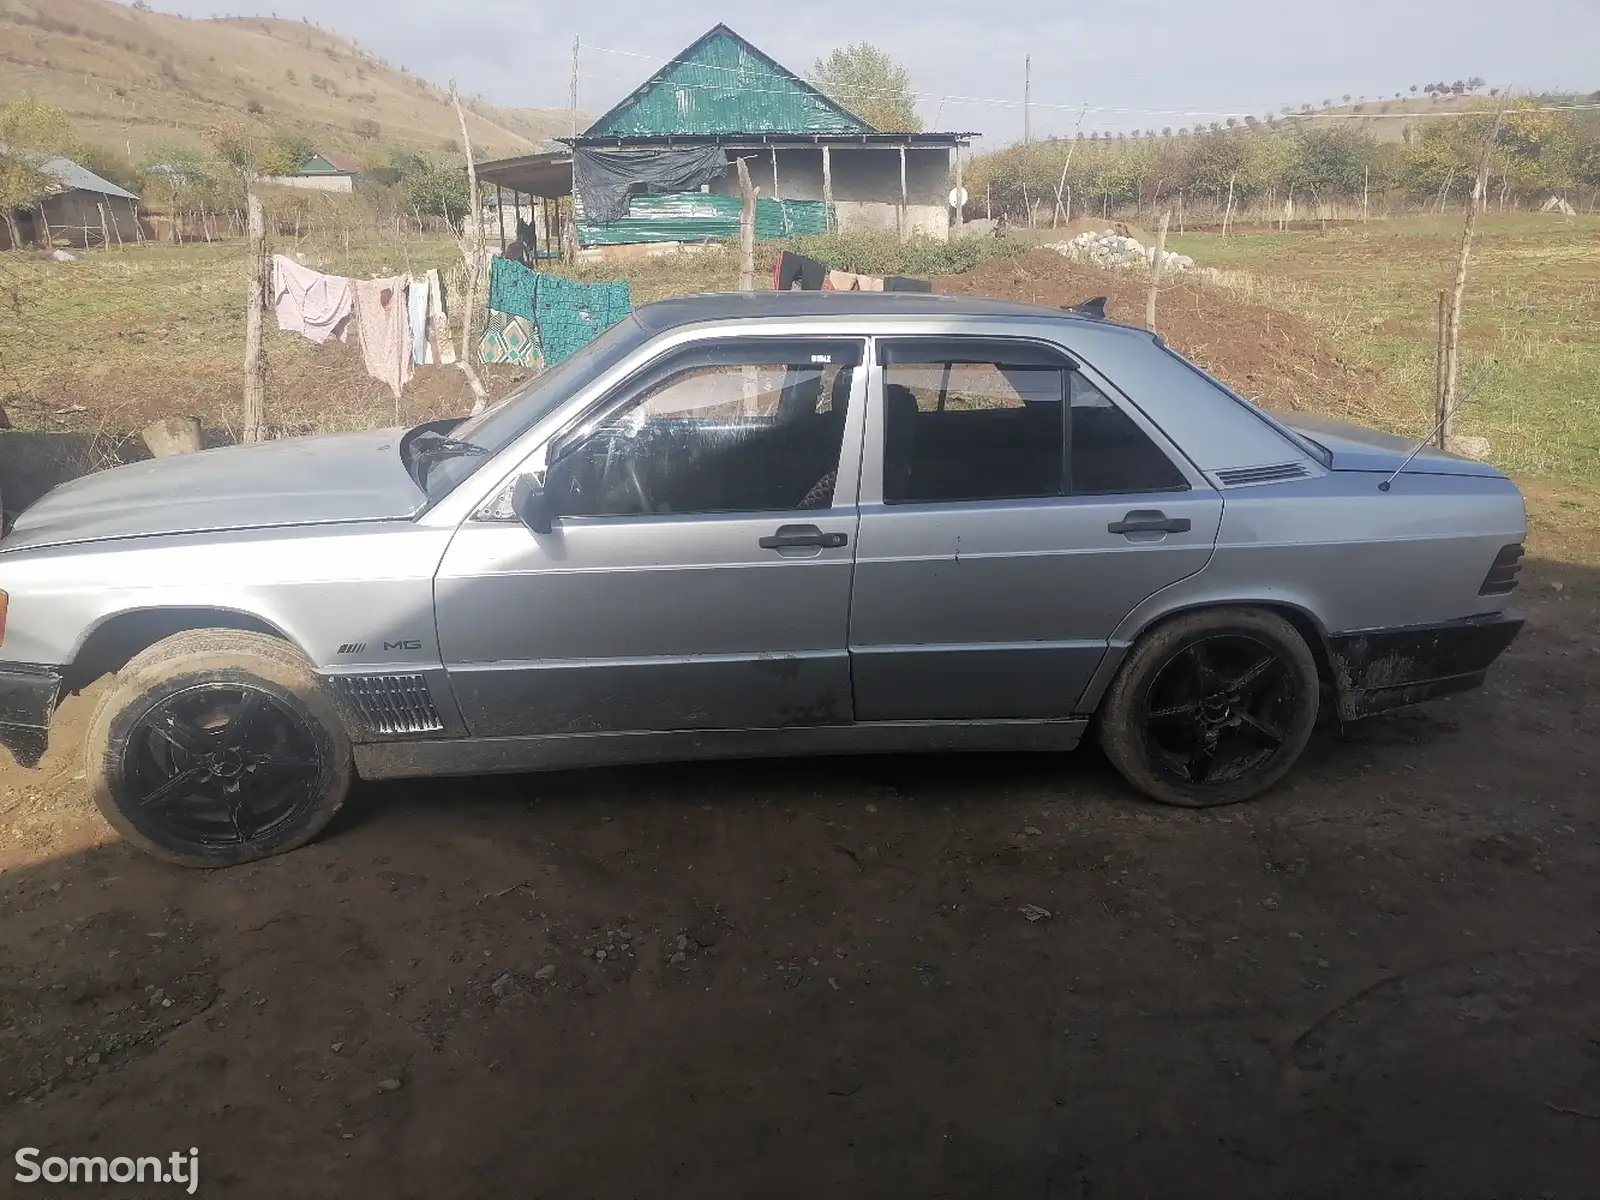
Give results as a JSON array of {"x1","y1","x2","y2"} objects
[
  {"x1": 434, "y1": 336, "x2": 866, "y2": 737},
  {"x1": 848, "y1": 336, "x2": 1223, "y2": 722}
]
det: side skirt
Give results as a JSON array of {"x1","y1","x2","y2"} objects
[{"x1": 354, "y1": 718, "x2": 1089, "y2": 781}]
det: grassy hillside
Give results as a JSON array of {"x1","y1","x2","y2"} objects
[{"x1": 0, "y1": 0, "x2": 575, "y2": 163}]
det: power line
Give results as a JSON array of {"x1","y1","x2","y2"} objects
[{"x1": 579, "y1": 45, "x2": 1600, "y2": 130}]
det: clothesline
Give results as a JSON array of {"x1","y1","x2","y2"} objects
[
  {"x1": 272, "y1": 252, "x2": 634, "y2": 404},
  {"x1": 271, "y1": 254, "x2": 456, "y2": 405}
]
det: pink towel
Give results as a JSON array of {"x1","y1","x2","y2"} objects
[
  {"x1": 272, "y1": 255, "x2": 353, "y2": 344},
  {"x1": 353, "y1": 277, "x2": 413, "y2": 402}
]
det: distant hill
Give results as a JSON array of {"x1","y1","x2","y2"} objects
[
  {"x1": 0, "y1": 0, "x2": 579, "y2": 165},
  {"x1": 1268, "y1": 91, "x2": 1597, "y2": 143}
]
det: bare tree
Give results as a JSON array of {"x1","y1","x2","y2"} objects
[{"x1": 1438, "y1": 112, "x2": 1505, "y2": 447}]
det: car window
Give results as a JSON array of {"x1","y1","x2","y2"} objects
[
  {"x1": 881, "y1": 340, "x2": 1066, "y2": 504},
  {"x1": 550, "y1": 340, "x2": 859, "y2": 518},
  {"x1": 421, "y1": 314, "x2": 655, "y2": 501},
  {"x1": 1069, "y1": 372, "x2": 1188, "y2": 493},
  {"x1": 880, "y1": 339, "x2": 1187, "y2": 503}
]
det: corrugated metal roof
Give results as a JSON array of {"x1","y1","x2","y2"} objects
[
  {"x1": 39, "y1": 155, "x2": 139, "y2": 200},
  {"x1": 577, "y1": 192, "x2": 832, "y2": 246},
  {"x1": 585, "y1": 24, "x2": 874, "y2": 139}
]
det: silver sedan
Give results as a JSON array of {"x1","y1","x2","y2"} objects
[{"x1": 0, "y1": 293, "x2": 1525, "y2": 866}]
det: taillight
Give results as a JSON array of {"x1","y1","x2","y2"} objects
[{"x1": 1479, "y1": 543, "x2": 1523, "y2": 595}]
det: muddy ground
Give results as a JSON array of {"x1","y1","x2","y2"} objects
[{"x1": 0, "y1": 559, "x2": 1595, "y2": 1199}]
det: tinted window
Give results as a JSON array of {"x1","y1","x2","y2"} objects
[
  {"x1": 1069, "y1": 372, "x2": 1187, "y2": 493},
  {"x1": 880, "y1": 339, "x2": 1186, "y2": 503},
  {"x1": 882, "y1": 345, "x2": 1064, "y2": 504},
  {"x1": 552, "y1": 340, "x2": 858, "y2": 518}
]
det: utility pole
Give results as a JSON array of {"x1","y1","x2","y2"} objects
[
  {"x1": 1023, "y1": 55, "x2": 1031, "y2": 144},
  {"x1": 570, "y1": 36, "x2": 580, "y2": 137}
]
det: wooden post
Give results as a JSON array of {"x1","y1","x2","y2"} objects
[
  {"x1": 242, "y1": 191, "x2": 267, "y2": 444},
  {"x1": 450, "y1": 80, "x2": 491, "y2": 413},
  {"x1": 953, "y1": 144, "x2": 964, "y2": 229},
  {"x1": 1052, "y1": 160, "x2": 1069, "y2": 226},
  {"x1": 1439, "y1": 112, "x2": 1503, "y2": 450},
  {"x1": 985, "y1": 181, "x2": 991, "y2": 221},
  {"x1": 821, "y1": 145, "x2": 835, "y2": 234},
  {"x1": 771, "y1": 146, "x2": 779, "y2": 199},
  {"x1": 899, "y1": 144, "x2": 908, "y2": 242},
  {"x1": 1144, "y1": 210, "x2": 1171, "y2": 332},
  {"x1": 1434, "y1": 290, "x2": 1449, "y2": 449},
  {"x1": 496, "y1": 184, "x2": 507, "y2": 252},
  {"x1": 735, "y1": 155, "x2": 756, "y2": 291},
  {"x1": 1023, "y1": 54, "x2": 1031, "y2": 144},
  {"x1": 1022, "y1": 179, "x2": 1031, "y2": 227},
  {"x1": 1223, "y1": 172, "x2": 1236, "y2": 237},
  {"x1": 97, "y1": 202, "x2": 111, "y2": 249}
]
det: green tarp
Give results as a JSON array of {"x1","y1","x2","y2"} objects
[{"x1": 577, "y1": 192, "x2": 834, "y2": 247}]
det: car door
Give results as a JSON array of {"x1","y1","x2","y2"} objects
[
  {"x1": 434, "y1": 336, "x2": 866, "y2": 738},
  {"x1": 848, "y1": 335, "x2": 1223, "y2": 722}
]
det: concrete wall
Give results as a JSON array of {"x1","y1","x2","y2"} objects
[
  {"x1": 834, "y1": 201, "x2": 948, "y2": 239},
  {"x1": 706, "y1": 146, "x2": 950, "y2": 205},
  {"x1": 259, "y1": 174, "x2": 355, "y2": 194},
  {"x1": 703, "y1": 145, "x2": 952, "y2": 240}
]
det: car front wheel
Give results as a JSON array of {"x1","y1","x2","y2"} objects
[
  {"x1": 86, "y1": 630, "x2": 353, "y2": 867},
  {"x1": 1097, "y1": 608, "x2": 1320, "y2": 808}
]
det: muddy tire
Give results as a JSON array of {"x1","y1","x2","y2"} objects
[
  {"x1": 86, "y1": 630, "x2": 352, "y2": 868},
  {"x1": 1097, "y1": 608, "x2": 1320, "y2": 808}
]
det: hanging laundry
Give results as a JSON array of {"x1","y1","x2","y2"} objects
[
  {"x1": 353, "y1": 277, "x2": 413, "y2": 403},
  {"x1": 272, "y1": 255, "x2": 353, "y2": 344},
  {"x1": 826, "y1": 270, "x2": 885, "y2": 292},
  {"x1": 426, "y1": 269, "x2": 457, "y2": 365},
  {"x1": 407, "y1": 276, "x2": 431, "y2": 365},
  {"x1": 488, "y1": 255, "x2": 540, "y2": 321},
  {"x1": 532, "y1": 276, "x2": 632, "y2": 367},
  {"x1": 774, "y1": 252, "x2": 826, "y2": 291},
  {"x1": 479, "y1": 310, "x2": 543, "y2": 369}
]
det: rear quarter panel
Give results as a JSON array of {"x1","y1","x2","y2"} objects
[{"x1": 1109, "y1": 471, "x2": 1526, "y2": 643}]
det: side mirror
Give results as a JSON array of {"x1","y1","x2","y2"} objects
[{"x1": 511, "y1": 474, "x2": 553, "y2": 535}]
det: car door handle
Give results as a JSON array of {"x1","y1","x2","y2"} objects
[
  {"x1": 1108, "y1": 510, "x2": 1191, "y2": 535},
  {"x1": 759, "y1": 524, "x2": 849, "y2": 550}
]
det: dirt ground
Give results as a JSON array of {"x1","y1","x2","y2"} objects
[{"x1": 1, "y1": 554, "x2": 1596, "y2": 1198}]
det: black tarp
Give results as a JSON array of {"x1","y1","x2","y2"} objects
[{"x1": 572, "y1": 147, "x2": 730, "y2": 223}]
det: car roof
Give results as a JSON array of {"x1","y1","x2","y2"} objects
[{"x1": 631, "y1": 290, "x2": 1131, "y2": 332}]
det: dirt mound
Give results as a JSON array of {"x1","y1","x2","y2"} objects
[{"x1": 940, "y1": 249, "x2": 1379, "y2": 420}]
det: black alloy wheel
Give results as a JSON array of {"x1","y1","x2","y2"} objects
[
  {"x1": 1097, "y1": 608, "x2": 1321, "y2": 808},
  {"x1": 1140, "y1": 634, "x2": 1297, "y2": 787},
  {"x1": 118, "y1": 683, "x2": 324, "y2": 849},
  {"x1": 87, "y1": 629, "x2": 354, "y2": 867}
]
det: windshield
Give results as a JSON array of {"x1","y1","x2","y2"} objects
[{"x1": 420, "y1": 314, "x2": 655, "y2": 500}]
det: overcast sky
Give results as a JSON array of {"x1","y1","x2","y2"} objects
[{"x1": 135, "y1": 0, "x2": 1598, "y2": 144}]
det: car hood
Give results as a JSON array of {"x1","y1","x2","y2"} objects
[
  {"x1": 1273, "y1": 412, "x2": 1506, "y2": 478},
  {"x1": 1, "y1": 427, "x2": 427, "y2": 553}
]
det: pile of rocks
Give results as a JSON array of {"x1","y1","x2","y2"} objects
[{"x1": 1044, "y1": 229, "x2": 1195, "y2": 274}]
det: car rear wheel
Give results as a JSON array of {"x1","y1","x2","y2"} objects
[
  {"x1": 86, "y1": 630, "x2": 353, "y2": 867},
  {"x1": 1097, "y1": 608, "x2": 1319, "y2": 808}
]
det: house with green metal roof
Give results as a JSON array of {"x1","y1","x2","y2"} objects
[
  {"x1": 260, "y1": 151, "x2": 359, "y2": 195},
  {"x1": 559, "y1": 25, "x2": 972, "y2": 251}
]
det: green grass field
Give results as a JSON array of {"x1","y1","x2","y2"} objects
[{"x1": 1170, "y1": 213, "x2": 1600, "y2": 485}]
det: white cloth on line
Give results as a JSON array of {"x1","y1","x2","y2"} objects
[{"x1": 271, "y1": 254, "x2": 353, "y2": 344}]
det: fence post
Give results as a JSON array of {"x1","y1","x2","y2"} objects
[
  {"x1": 736, "y1": 156, "x2": 757, "y2": 291},
  {"x1": 1144, "y1": 210, "x2": 1171, "y2": 333},
  {"x1": 243, "y1": 191, "x2": 267, "y2": 443}
]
